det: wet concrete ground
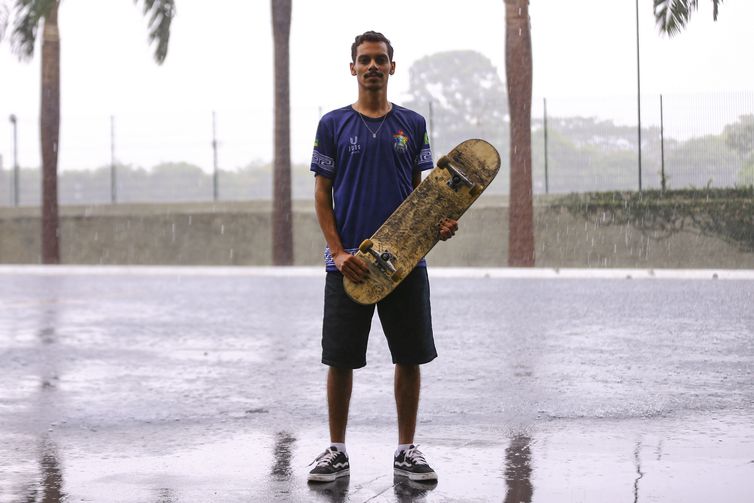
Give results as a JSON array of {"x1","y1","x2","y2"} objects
[{"x1": 1, "y1": 266, "x2": 753, "y2": 502}]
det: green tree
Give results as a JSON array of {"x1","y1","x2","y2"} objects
[
  {"x1": 403, "y1": 50, "x2": 508, "y2": 156},
  {"x1": 0, "y1": 0, "x2": 174, "y2": 263},
  {"x1": 724, "y1": 115, "x2": 754, "y2": 156},
  {"x1": 654, "y1": 0, "x2": 724, "y2": 35},
  {"x1": 724, "y1": 115, "x2": 754, "y2": 187},
  {"x1": 505, "y1": 0, "x2": 534, "y2": 266},
  {"x1": 271, "y1": 0, "x2": 293, "y2": 265}
]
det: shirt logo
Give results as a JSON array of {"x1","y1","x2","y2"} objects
[
  {"x1": 349, "y1": 136, "x2": 361, "y2": 155},
  {"x1": 393, "y1": 130, "x2": 409, "y2": 154}
]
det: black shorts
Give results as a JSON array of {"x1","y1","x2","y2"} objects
[{"x1": 321, "y1": 267, "x2": 437, "y2": 369}]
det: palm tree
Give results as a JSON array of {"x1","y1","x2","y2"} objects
[
  {"x1": 0, "y1": 0, "x2": 174, "y2": 264},
  {"x1": 654, "y1": 0, "x2": 724, "y2": 35},
  {"x1": 504, "y1": 0, "x2": 534, "y2": 266},
  {"x1": 271, "y1": 0, "x2": 293, "y2": 265}
]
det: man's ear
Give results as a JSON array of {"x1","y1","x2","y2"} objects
[
  {"x1": 350, "y1": 62, "x2": 357, "y2": 76},
  {"x1": 389, "y1": 61, "x2": 396, "y2": 75}
]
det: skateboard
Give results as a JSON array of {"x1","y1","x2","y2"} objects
[{"x1": 343, "y1": 138, "x2": 501, "y2": 305}]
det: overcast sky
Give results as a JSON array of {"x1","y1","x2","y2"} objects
[{"x1": 1, "y1": 0, "x2": 752, "y2": 173}]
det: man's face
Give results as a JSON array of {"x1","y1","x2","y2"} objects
[{"x1": 350, "y1": 41, "x2": 395, "y2": 91}]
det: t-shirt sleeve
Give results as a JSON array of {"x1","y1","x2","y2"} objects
[
  {"x1": 310, "y1": 117, "x2": 337, "y2": 179},
  {"x1": 414, "y1": 118, "x2": 434, "y2": 172}
]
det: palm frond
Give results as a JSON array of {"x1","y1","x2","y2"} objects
[
  {"x1": 654, "y1": 0, "x2": 724, "y2": 36},
  {"x1": 7, "y1": 0, "x2": 55, "y2": 60},
  {"x1": 713, "y1": 0, "x2": 723, "y2": 21},
  {"x1": 135, "y1": 0, "x2": 175, "y2": 64},
  {"x1": 0, "y1": 3, "x2": 9, "y2": 41}
]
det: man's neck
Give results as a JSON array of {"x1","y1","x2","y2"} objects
[{"x1": 354, "y1": 91, "x2": 391, "y2": 118}]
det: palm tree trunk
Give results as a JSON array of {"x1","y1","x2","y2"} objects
[
  {"x1": 505, "y1": 0, "x2": 534, "y2": 266},
  {"x1": 41, "y1": 0, "x2": 61, "y2": 264},
  {"x1": 271, "y1": 0, "x2": 293, "y2": 265}
]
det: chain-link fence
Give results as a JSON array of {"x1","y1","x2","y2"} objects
[{"x1": 1, "y1": 92, "x2": 752, "y2": 207}]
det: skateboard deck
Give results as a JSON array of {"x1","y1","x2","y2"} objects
[{"x1": 343, "y1": 138, "x2": 501, "y2": 305}]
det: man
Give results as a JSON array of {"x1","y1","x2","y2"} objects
[{"x1": 308, "y1": 31, "x2": 457, "y2": 483}]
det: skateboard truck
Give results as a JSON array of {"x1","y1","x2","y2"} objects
[
  {"x1": 359, "y1": 239, "x2": 402, "y2": 280},
  {"x1": 437, "y1": 156, "x2": 482, "y2": 197}
]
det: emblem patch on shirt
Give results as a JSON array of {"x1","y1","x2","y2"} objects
[
  {"x1": 349, "y1": 136, "x2": 361, "y2": 155},
  {"x1": 393, "y1": 130, "x2": 409, "y2": 154}
]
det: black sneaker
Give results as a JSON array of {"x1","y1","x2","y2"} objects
[
  {"x1": 308, "y1": 446, "x2": 350, "y2": 482},
  {"x1": 393, "y1": 445, "x2": 438, "y2": 481}
]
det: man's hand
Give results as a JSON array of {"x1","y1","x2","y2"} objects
[
  {"x1": 439, "y1": 218, "x2": 459, "y2": 241},
  {"x1": 333, "y1": 251, "x2": 370, "y2": 283}
]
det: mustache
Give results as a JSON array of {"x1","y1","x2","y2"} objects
[{"x1": 365, "y1": 71, "x2": 383, "y2": 78}]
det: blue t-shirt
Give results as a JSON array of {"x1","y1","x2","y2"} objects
[{"x1": 310, "y1": 104, "x2": 434, "y2": 271}]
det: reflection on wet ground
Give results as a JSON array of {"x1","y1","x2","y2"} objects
[
  {"x1": 504, "y1": 436, "x2": 532, "y2": 503},
  {"x1": 633, "y1": 441, "x2": 643, "y2": 503},
  {"x1": 1, "y1": 267, "x2": 753, "y2": 502},
  {"x1": 308, "y1": 477, "x2": 350, "y2": 503}
]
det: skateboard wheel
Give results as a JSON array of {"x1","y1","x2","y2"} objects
[
  {"x1": 469, "y1": 184, "x2": 482, "y2": 197},
  {"x1": 359, "y1": 239, "x2": 374, "y2": 254},
  {"x1": 437, "y1": 156, "x2": 451, "y2": 169},
  {"x1": 391, "y1": 268, "x2": 404, "y2": 282}
]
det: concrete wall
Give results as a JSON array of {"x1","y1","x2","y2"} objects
[{"x1": 2, "y1": 198, "x2": 754, "y2": 268}]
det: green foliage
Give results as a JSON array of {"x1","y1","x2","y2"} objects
[
  {"x1": 0, "y1": 0, "x2": 173, "y2": 62},
  {"x1": 724, "y1": 114, "x2": 754, "y2": 155},
  {"x1": 136, "y1": 0, "x2": 175, "y2": 63},
  {"x1": 654, "y1": 0, "x2": 724, "y2": 36},
  {"x1": 0, "y1": 161, "x2": 317, "y2": 205},
  {"x1": 723, "y1": 115, "x2": 754, "y2": 186},
  {"x1": 555, "y1": 187, "x2": 754, "y2": 252},
  {"x1": 0, "y1": 0, "x2": 57, "y2": 60},
  {"x1": 403, "y1": 50, "x2": 508, "y2": 156},
  {"x1": 737, "y1": 159, "x2": 754, "y2": 187},
  {"x1": 151, "y1": 161, "x2": 205, "y2": 177}
]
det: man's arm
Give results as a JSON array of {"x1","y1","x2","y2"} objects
[
  {"x1": 414, "y1": 170, "x2": 458, "y2": 241},
  {"x1": 314, "y1": 175, "x2": 369, "y2": 282}
]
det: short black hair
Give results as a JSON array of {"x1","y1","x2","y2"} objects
[{"x1": 351, "y1": 31, "x2": 394, "y2": 63}]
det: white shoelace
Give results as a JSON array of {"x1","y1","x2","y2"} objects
[
  {"x1": 404, "y1": 445, "x2": 428, "y2": 466},
  {"x1": 309, "y1": 448, "x2": 338, "y2": 467}
]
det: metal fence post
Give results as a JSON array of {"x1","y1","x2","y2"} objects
[
  {"x1": 9, "y1": 114, "x2": 19, "y2": 206},
  {"x1": 635, "y1": 0, "x2": 643, "y2": 193},
  {"x1": 660, "y1": 94, "x2": 666, "y2": 192},
  {"x1": 543, "y1": 97, "x2": 549, "y2": 194},
  {"x1": 110, "y1": 115, "x2": 117, "y2": 204},
  {"x1": 212, "y1": 111, "x2": 219, "y2": 202}
]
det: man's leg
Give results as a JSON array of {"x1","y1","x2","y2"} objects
[
  {"x1": 328, "y1": 366, "x2": 353, "y2": 443},
  {"x1": 379, "y1": 268, "x2": 438, "y2": 481},
  {"x1": 394, "y1": 363, "x2": 420, "y2": 444}
]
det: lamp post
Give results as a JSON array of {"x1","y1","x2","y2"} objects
[{"x1": 9, "y1": 114, "x2": 19, "y2": 206}]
